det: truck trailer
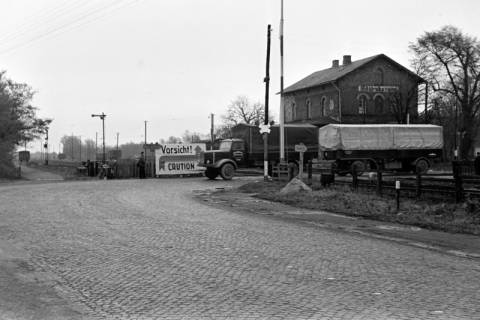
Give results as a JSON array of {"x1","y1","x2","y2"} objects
[
  {"x1": 203, "y1": 123, "x2": 319, "y2": 180},
  {"x1": 319, "y1": 124, "x2": 444, "y2": 174}
]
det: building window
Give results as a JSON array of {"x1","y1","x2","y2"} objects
[
  {"x1": 358, "y1": 95, "x2": 368, "y2": 114},
  {"x1": 376, "y1": 68, "x2": 384, "y2": 85},
  {"x1": 321, "y1": 96, "x2": 327, "y2": 116},
  {"x1": 374, "y1": 95, "x2": 384, "y2": 114},
  {"x1": 292, "y1": 102, "x2": 297, "y2": 120},
  {"x1": 306, "y1": 98, "x2": 311, "y2": 119}
]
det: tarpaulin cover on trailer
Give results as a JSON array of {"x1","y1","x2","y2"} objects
[{"x1": 319, "y1": 124, "x2": 443, "y2": 150}]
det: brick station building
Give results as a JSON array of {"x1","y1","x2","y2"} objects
[{"x1": 282, "y1": 54, "x2": 425, "y2": 125}]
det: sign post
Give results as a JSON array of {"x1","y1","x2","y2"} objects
[
  {"x1": 294, "y1": 143, "x2": 307, "y2": 178},
  {"x1": 395, "y1": 180, "x2": 401, "y2": 211},
  {"x1": 260, "y1": 124, "x2": 271, "y2": 180}
]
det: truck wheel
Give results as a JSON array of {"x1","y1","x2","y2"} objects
[
  {"x1": 220, "y1": 163, "x2": 235, "y2": 180},
  {"x1": 415, "y1": 159, "x2": 429, "y2": 174},
  {"x1": 205, "y1": 168, "x2": 218, "y2": 180},
  {"x1": 351, "y1": 161, "x2": 365, "y2": 176}
]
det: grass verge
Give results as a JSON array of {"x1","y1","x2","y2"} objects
[{"x1": 238, "y1": 180, "x2": 480, "y2": 235}]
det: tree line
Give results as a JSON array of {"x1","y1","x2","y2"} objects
[
  {"x1": 0, "y1": 71, "x2": 50, "y2": 177},
  {"x1": 411, "y1": 25, "x2": 480, "y2": 160}
]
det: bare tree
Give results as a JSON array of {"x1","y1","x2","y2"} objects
[
  {"x1": 119, "y1": 142, "x2": 143, "y2": 159},
  {"x1": 214, "y1": 124, "x2": 233, "y2": 140},
  {"x1": 181, "y1": 130, "x2": 202, "y2": 143},
  {"x1": 84, "y1": 139, "x2": 96, "y2": 160},
  {"x1": 60, "y1": 135, "x2": 81, "y2": 160},
  {"x1": 409, "y1": 25, "x2": 480, "y2": 158},
  {"x1": 166, "y1": 136, "x2": 182, "y2": 144},
  {"x1": 388, "y1": 84, "x2": 419, "y2": 124},
  {"x1": 222, "y1": 95, "x2": 265, "y2": 127}
]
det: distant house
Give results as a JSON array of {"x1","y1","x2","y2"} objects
[{"x1": 282, "y1": 54, "x2": 425, "y2": 125}]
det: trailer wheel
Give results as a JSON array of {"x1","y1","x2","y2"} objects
[
  {"x1": 205, "y1": 168, "x2": 218, "y2": 180},
  {"x1": 220, "y1": 163, "x2": 235, "y2": 180},
  {"x1": 351, "y1": 161, "x2": 365, "y2": 176},
  {"x1": 415, "y1": 159, "x2": 429, "y2": 174}
]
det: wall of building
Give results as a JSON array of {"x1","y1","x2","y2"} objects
[
  {"x1": 338, "y1": 58, "x2": 419, "y2": 124},
  {"x1": 284, "y1": 85, "x2": 339, "y2": 122}
]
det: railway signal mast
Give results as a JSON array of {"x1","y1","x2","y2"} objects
[{"x1": 91, "y1": 113, "x2": 107, "y2": 164}]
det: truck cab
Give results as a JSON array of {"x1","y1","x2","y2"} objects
[
  {"x1": 202, "y1": 123, "x2": 320, "y2": 180},
  {"x1": 203, "y1": 138, "x2": 246, "y2": 180}
]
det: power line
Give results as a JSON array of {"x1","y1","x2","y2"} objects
[
  {"x1": 0, "y1": 0, "x2": 142, "y2": 56},
  {"x1": 0, "y1": 0, "x2": 95, "y2": 44},
  {"x1": 0, "y1": 0, "x2": 135, "y2": 54}
]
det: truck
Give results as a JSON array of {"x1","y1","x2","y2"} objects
[
  {"x1": 318, "y1": 124, "x2": 444, "y2": 175},
  {"x1": 203, "y1": 123, "x2": 319, "y2": 180}
]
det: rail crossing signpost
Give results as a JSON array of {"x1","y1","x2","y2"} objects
[{"x1": 260, "y1": 124, "x2": 271, "y2": 180}]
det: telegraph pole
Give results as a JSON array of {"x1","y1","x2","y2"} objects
[
  {"x1": 103, "y1": 117, "x2": 105, "y2": 163},
  {"x1": 95, "y1": 132, "x2": 98, "y2": 161},
  {"x1": 71, "y1": 133, "x2": 74, "y2": 160},
  {"x1": 279, "y1": 0, "x2": 285, "y2": 163},
  {"x1": 116, "y1": 132, "x2": 119, "y2": 150},
  {"x1": 44, "y1": 128, "x2": 49, "y2": 165},
  {"x1": 454, "y1": 102, "x2": 458, "y2": 160},
  {"x1": 79, "y1": 135, "x2": 82, "y2": 162},
  {"x1": 144, "y1": 121, "x2": 147, "y2": 159},
  {"x1": 263, "y1": 24, "x2": 271, "y2": 181},
  {"x1": 210, "y1": 113, "x2": 215, "y2": 150}
]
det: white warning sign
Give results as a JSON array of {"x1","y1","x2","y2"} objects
[{"x1": 155, "y1": 144, "x2": 206, "y2": 175}]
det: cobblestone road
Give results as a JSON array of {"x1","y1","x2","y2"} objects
[{"x1": 0, "y1": 177, "x2": 479, "y2": 319}]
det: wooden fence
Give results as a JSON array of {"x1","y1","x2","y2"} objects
[
  {"x1": 306, "y1": 159, "x2": 480, "y2": 203},
  {"x1": 452, "y1": 160, "x2": 480, "y2": 202}
]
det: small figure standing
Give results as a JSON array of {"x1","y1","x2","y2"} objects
[
  {"x1": 474, "y1": 152, "x2": 480, "y2": 176},
  {"x1": 137, "y1": 152, "x2": 146, "y2": 179}
]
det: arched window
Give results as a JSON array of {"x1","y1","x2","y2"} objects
[
  {"x1": 321, "y1": 97, "x2": 327, "y2": 116},
  {"x1": 306, "y1": 98, "x2": 311, "y2": 119},
  {"x1": 358, "y1": 95, "x2": 368, "y2": 114},
  {"x1": 374, "y1": 95, "x2": 384, "y2": 114},
  {"x1": 375, "y1": 68, "x2": 384, "y2": 85}
]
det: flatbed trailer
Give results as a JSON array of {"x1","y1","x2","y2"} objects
[{"x1": 319, "y1": 124, "x2": 444, "y2": 174}]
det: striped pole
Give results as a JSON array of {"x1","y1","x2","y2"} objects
[{"x1": 279, "y1": 0, "x2": 285, "y2": 162}]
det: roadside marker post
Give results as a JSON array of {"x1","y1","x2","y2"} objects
[{"x1": 395, "y1": 180, "x2": 401, "y2": 211}]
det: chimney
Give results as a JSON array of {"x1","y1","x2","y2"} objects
[
  {"x1": 332, "y1": 60, "x2": 339, "y2": 68},
  {"x1": 342, "y1": 55, "x2": 352, "y2": 66}
]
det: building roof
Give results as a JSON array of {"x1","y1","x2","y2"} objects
[{"x1": 283, "y1": 54, "x2": 425, "y2": 94}]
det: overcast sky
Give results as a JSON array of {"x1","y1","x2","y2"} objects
[{"x1": 1, "y1": 0, "x2": 480, "y2": 152}]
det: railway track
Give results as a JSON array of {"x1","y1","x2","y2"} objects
[{"x1": 311, "y1": 172, "x2": 480, "y2": 200}]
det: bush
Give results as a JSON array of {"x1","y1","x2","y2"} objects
[{"x1": 0, "y1": 143, "x2": 16, "y2": 178}]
